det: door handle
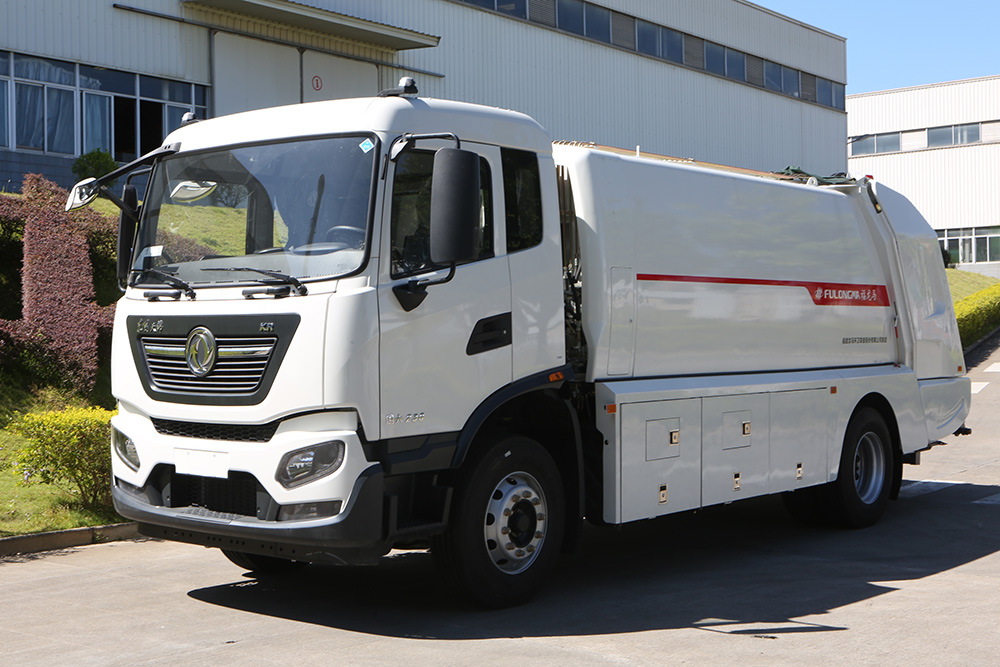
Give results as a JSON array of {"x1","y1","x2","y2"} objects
[{"x1": 467, "y1": 312, "x2": 512, "y2": 355}]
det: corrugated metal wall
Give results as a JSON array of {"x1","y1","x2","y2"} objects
[
  {"x1": 0, "y1": 0, "x2": 210, "y2": 83},
  {"x1": 848, "y1": 77, "x2": 1000, "y2": 136},
  {"x1": 847, "y1": 76, "x2": 1000, "y2": 233},
  {"x1": 347, "y1": 0, "x2": 848, "y2": 173},
  {"x1": 849, "y1": 144, "x2": 1000, "y2": 231},
  {"x1": 1, "y1": 0, "x2": 848, "y2": 173}
]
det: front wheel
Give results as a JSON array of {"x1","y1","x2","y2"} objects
[
  {"x1": 825, "y1": 407, "x2": 894, "y2": 528},
  {"x1": 432, "y1": 435, "x2": 565, "y2": 608}
]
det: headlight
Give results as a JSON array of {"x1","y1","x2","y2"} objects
[
  {"x1": 112, "y1": 426, "x2": 140, "y2": 471},
  {"x1": 276, "y1": 440, "x2": 345, "y2": 489}
]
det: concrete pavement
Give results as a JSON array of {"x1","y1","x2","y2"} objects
[{"x1": 2, "y1": 335, "x2": 999, "y2": 666}]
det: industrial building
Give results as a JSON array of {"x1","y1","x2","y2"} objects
[
  {"x1": 847, "y1": 76, "x2": 1000, "y2": 277},
  {"x1": 1, "y1": 0, "x2": 848, "y2": 191}
]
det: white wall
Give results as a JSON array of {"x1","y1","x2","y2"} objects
[
  {"x1": 1, "y1": 0, "x2": 848, "y2": 174},
  {"x1": 848, "y1": 77, "x2": 1000, "y2": 277}
]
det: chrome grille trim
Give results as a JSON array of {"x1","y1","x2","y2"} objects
[{"x1": 141, "y1": 336, "x2": 277, "y2": 394}]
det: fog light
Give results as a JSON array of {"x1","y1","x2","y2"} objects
[
  {"x1": 276, "y1": 440, "x2": 345, "y2": 489},
  {"x1": 277, "y1": 500, "x2": 343, "y2": 521},
  {"x1": 115, "y1": 476, "x2": 144, "y2": 500},
  {"x1": 112, "y1": 426, "x2": 140, "y2": 471}
]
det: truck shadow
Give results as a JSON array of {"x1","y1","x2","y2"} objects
[{"x1": 188, "y1": 481, "x2": 1000, "y2": 639}]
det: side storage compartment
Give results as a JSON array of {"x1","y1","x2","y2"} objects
[
  {"x1": 617, "y1": 398, "x2": 702, "y2": 523},
  {"x1": 701, "y1": 394, "x2": 769, "y2": 506},
  {"x1": 596, "y1": 376, "x2": 838, "y2": 525},
  {"x1": 769, "y1": 389, "x2": 829, "y2": 492}
]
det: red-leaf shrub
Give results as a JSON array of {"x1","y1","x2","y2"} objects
[{"x1": 0, "y1": 175, "x2": 116, "y2": 396}]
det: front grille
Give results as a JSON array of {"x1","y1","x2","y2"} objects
[
  {"x1": 140, "y1": 336, "x2": 276, "y2": 394},
  {"x1": 170, "y1": 471, "x2": 259, "y2": 518},
  {"x1": 152, "y1": 418, "x2": 280, "y2": 443}
]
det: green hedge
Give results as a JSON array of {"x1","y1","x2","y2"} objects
[
  {"x1": 4, "y1": 407, "x2": 115, "y2": 509},
  {"x1": 954, "y1": 283, "x2": 1000, "y2": 349}
]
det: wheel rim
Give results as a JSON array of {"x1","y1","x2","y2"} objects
[
  {"x1": 853, "y1": 432, "x2": 886, "y2": 505},
  {"x1": 483, "y1": 471, "x2": 547, "y2": 575}
]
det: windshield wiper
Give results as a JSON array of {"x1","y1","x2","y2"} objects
[
  {"x1": 201, "y1": 267, "x2": 308, "y2": 296},
  {"x1": 131, "y1": 267, "x2": 197, "y2": 300}
]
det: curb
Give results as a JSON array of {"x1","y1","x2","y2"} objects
[{"x1": 0, "y1": 522, "x2": 140, "y2": 557}]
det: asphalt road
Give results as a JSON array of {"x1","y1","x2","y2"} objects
[{"x1": 3, "y1": 336, "x2": 1000, "y2": 666}]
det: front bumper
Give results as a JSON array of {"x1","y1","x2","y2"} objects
[{"x1": 114, "y1": 467, "x2": 390, "y2": 564}]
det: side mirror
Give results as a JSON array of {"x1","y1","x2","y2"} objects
[
  {"x1": 430, "y1": 147, "x2": 480, "y2": 265},
  {"x1": 117, "y1": 185, "x2": 139, "y2": 290},
  {"x1": 65, "y1": 178, "x2": 99, "y2": 211}
]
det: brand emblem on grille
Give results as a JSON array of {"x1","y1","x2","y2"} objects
[{"x1": 185, "y1": 327, "x2": 217, "y2": 377}]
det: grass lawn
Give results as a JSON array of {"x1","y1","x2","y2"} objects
[
  {"x1": 0, "y1": 465, "x2": 121, "y2": 538},
  {"x1": 946, "y1": 268, "x2": 999, "y2": 301},
  {"x1": 0, "y1": 388, "x2": 122, "y2": 537}
]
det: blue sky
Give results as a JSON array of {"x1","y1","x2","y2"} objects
[{"x1": 749, "y1": 2, "x2": 1000, "y2": 94}]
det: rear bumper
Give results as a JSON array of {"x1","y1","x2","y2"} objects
[{"x1": 918, "y1": 376, "x2": 972, "y2": 444}]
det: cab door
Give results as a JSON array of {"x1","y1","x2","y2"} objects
[{"x1": 377, "y1": 141, "x2": 511, "y2": 441}]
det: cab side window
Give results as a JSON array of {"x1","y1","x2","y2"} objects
[
  {"x1": 502, "y1": 148, "x2": 543, "y2": 253},
  {"x1": 390, "y1": 149, "x2": 493, "y2": 278}
]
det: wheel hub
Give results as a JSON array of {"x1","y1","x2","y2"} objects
[
  {"x1": 853, "y1": 432, "x2": 886, "y2": 505},
  {"x1": 483, "y1": 472, "x2": 547, "y2": 575}
]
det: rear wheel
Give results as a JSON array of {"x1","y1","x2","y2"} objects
[
  {"x1": 432, "y1": 435, "x2": 565, "y2": 608},
  {"x1": 221, "y1": 549, "x2": 306, "y2": 575},
  {"x1": 824, "y1": 407, "x2": 893, "y2": 528}
]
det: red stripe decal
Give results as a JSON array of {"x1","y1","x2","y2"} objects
[{"x1": 636, "y1": 274, "x2": 890, "y2": 307}]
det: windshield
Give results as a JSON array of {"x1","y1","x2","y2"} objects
[{"x1": 130, "y1": 135, "x2": 378, "y2": 288}]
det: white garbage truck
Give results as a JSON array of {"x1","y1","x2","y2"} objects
[{"x1": 67, "y1": 79, "x2": 970, "y2": 607}]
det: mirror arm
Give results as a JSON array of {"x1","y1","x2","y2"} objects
[
  {"x1": 100, "y1": 186, "x2": 138, "y2": 223},
  {"x1": 391, "y1": 263, "x2": 456, "y2": 312},
  {"x1": 389, "y1": 133, "x2": 461, "y2": 162}
]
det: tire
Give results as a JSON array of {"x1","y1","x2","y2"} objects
[
  {"x1": 221, "y1": 549, "x2": 306, "y2": 575},
  {"x1": 824, "y1": 407, "x2": 893, "y2": 528},
  {"x1": 432, "y1": 435, "x2": 565, "y2": 608}
]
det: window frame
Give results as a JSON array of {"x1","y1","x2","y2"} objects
[
  {"x1": 501, "y1": 147, "x2": 544, "y2": 254},
  {"x1": 389, "y1": 148, "x2": 496, "y2": 280},
  {"x1": 5, "y1": 50, "x2": 208, "y2": 159}
]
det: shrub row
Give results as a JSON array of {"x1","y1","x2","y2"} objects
[
  {"x1": 4, "y1": 407, "x2": 115, "y2": 509},
  {"x1": 954, "y1": 283, "x2": 1000, "y2": 349},
  {"x1": 0, "y1": 175, "x2": 117, "y2": 397}
]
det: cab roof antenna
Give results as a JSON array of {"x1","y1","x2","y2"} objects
[{"x1": 378, "y1": 77, "x2": 418, "y2": 97}]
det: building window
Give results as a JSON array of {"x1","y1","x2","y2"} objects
[
  {"x1": 927, "y1": 123, "x2": 981, "y2": 148},
  {"x1": 13, "y1": 55, "x2": 75, "y2": 154},
  {"x1": 764, "y1": 61, "x2": 782, "y2": 92},
  {"x1": 927, "y1": 126, "x2": 952, "y2": 148},
  {"x1": 876, "y1": 132, "x2": 900, "y2": 153},
  {"x1": 816, "y1": 77, "x2": 832, "y2": 107},
  {"x1": 557, "y1": 0, "x2": 585, "y2": 35},
  {"x1": 0, "y1": 51, "x2": 8, "y2": 149},
  {"x1": 781, "y1": 66, "x2": 799, "y2": 97},
  {"x1": 850, "y1": 132, "x2": 900, "y2": 156},
  {"x1": 78, "y1": 63, "x2": 207, "y2": 162},
  {"x1": 636, "y1": 20, "x2": 659, "y2": 57},
  {"x1": 661, "y1": 27, "x2": 684, "y2": 64},
  {"x1": 2, "y1": 52, "x2": 207, "y2": 161},
  {"x1": 584, "y1": 3, "x2": 610, "y2": 42},
  {"x1": 0, "y1": 79, "x2": 8, "y2": 149},
  {"x1": 725, "y1": 48, "x2": 746, "y2": 82},
  {"x1": 956, "y1": 123, "x2": 980, "y2": 144},
  {"x1": 705, "y1": 42, "x2": 726, "y2": 76},
  {"x1": 496, "y1": 0, "x2": 527, "y2": 18},
  {"x1": 473, "y1": 0, "x2": 846, "y2": 111},
  {"x1": 832, "y1": 82, "x2": 845, "y2": 110}
]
